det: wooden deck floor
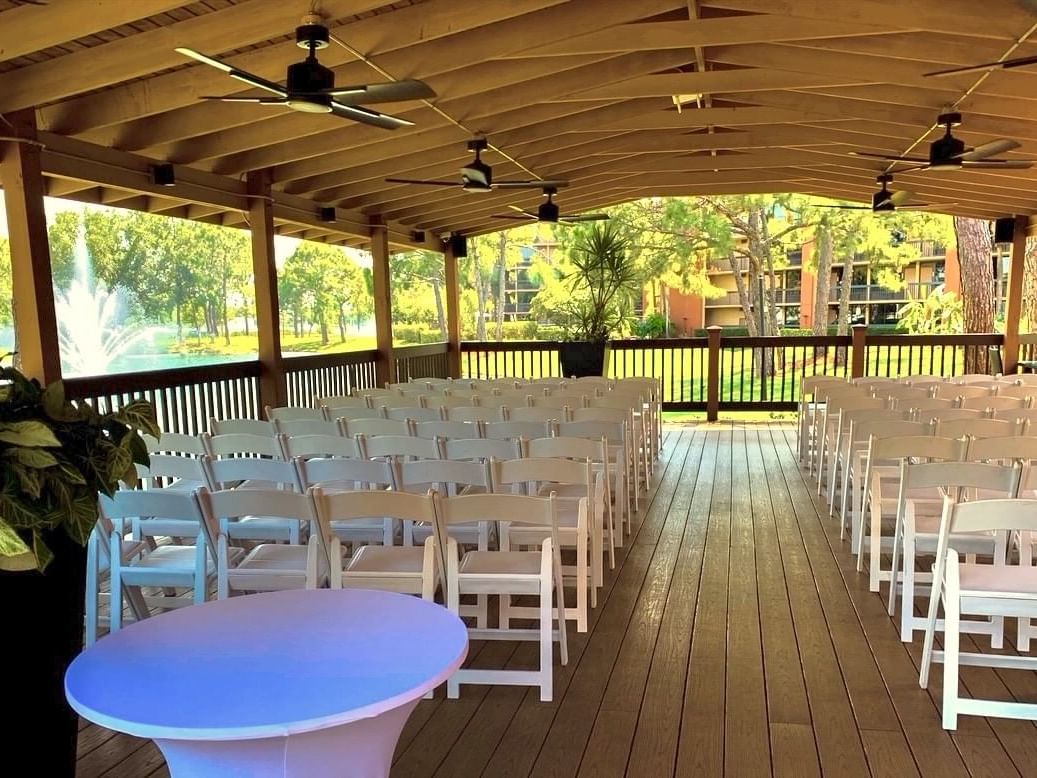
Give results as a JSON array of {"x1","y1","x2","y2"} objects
[{"x1": 77, "y1": 424, "x2": 1037, "y2": 778}]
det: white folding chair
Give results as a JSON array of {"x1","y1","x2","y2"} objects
[
  {"x1": 207, "y1": 457, "x2": 302, "y2": 543},
  {"x1": 145, "y1": 432, "x2": 207, "y2": 456},
  {"x1": 411, "y1": 419, "x2": 482, "y2": 441},
  {"x1": 272, "y1": 418, "x2": 342, "y2": 438},
  {"x1": 889, "y1": 460, "x2": 1019, "y2": 643},
  {"x1": 492, "y1": 457, "x2": 593, "y2": 633},
  {"x1": 360, "y1": 434, "x2": 441, "y2": 463},
  {"x1": 134, "y1": 453, "x2": 213, "y2": 494},
  {"x1": 279, "y1": 433, "x2": 362, "y2": 461},
  {"x1": 265, "y1": 406, "x2": 324, "y2": 423},
  {"x1": 447, "y1": 406, "x2": 502, "y2": 423},
  {"x1": 384, "y1": 405, "x2": 443, "y2": 422},
  {"x1": 442, "y1": 437, "x2": 523, "y2": 464},
  {"x1": 340, "y1": 417, "x2": 410, "y2": 438},
  {"x1": 797, "y1": 376, "x2": 847, "y2": 469},
  {"x1": 508, "y1": 405, "x2": 571, "y2": 424},
  {"x1": 209, "y1": 418, "x2": 276, "y2": 436},
  {"x1": 294, "y1": 456, "x2": 396, "y2": 546},
  {"x1": 326, "y1": 405, "x2": 386, "y2": 422},
  {"x1": 919, "y1": 497, "x2": 1037, "y2": 730},
  {"x1": 85, "y1": 515, "x2": 149, "y2": 645},
  {"x1": 485, "y1": 420, "x2": 556, "y2": 441},
  {"x1": 198, "y1": 488, "x2": 323, "y2": 599},
  {"x1": 960, "y1": 395, "x2": 1025, "y2": 412},
  {"x1": 559, "y1": 419, "x2": 629, "y2": 547},
  {"x1": 432, "y1": 491, "x2": 568, "y2": 701},
  {"x1": 318, "y1": 395, "x2": 372, "y2": 414}
]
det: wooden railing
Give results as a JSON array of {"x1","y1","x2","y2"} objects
[
  {"x1": 609, "y1": 338, "x2": 709, "y2": 408},
  {"x1": 395, "y1": 342, "x2": 451, "y2": 382},
  {"x1": 283, "y1": 350, "x2": 379, "y2": 407},
  {"x1": 64, "y1": 361, "x2": 263, "y2": 435},
  {"x1": 460, "y1": 340, "x2": 562, "y2": 380}
]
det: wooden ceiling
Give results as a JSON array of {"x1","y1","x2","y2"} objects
[{"x1": 3, "y1": 0, "x2": 1037, "y2": 248}]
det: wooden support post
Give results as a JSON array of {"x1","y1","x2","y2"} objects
[
  {"x1": 850, "y1": 323, "x2": 868, "y2": 378},
  {"x1": 706, "y1": 325, "x2": 721, "y2": 422},
  {"x1": 1002, "y1": 214, "x2": 1028, "y2": 374},
  {"x1": 370, "y1": 218, "x2": 396, "y2": 387},
  {"x1": 246, "y1": 170, "x2": 286, "y2": 410},
  {"x1": 1, "y1": 110, "x2": 61, "y2": 383},
  {"x1": 443, "y1": 240, "x2": 462, "y2": 378}
]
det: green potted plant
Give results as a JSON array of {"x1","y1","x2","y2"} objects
[
  {"x1": 555, "y1": 222, "x2": 640, "y2": 377},
  {"x1": 0, "y1": 360, "x2": 159, "y2": 776}
]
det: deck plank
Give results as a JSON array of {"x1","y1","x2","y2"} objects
[{"x1": 80, "y1": 424, "x2": 1037, "y2": 778}]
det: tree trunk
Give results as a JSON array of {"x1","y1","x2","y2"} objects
[
  {"x1": 221, "y1": 274, "x2": 230, "y2": 346},
  {"x1": 813, "y1": 228, "x2": 833, "y2": 336},
  {"x1": 472, "y1": 245, "x2": 488, "y2": 341},
  {"x1": 954, "y1": 216, "x2": 995, "y2": 371},
  {"x1": 1023, "y1": 238, "x2": 1037, "y2": 345},
  {"x1": 319, "y1": 312, "x2": 329, "y2": 345},
  {"x1": 835, "y1": 262, "x2": 853, "y2": 367},
  {"x1": 432, "y1": 279, "x2": 447, "y2": 340},
  {"x1": 730, "y1": 255, "x2": 757, "y2": 336},
  {"x1": 494, "y1": 233, "x2": 507, "y2": 341}
]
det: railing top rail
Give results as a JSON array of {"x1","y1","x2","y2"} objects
[
  {"x1": 64, "y1": 359, "x2": 262, "y2": 399},
  {"x1": 1019, "y1": 334, "x2": 1037, "y2": 344},
  {"x1": 866, "y1": 333, "x2": 1003, "y2": 346},
  {"x1": 460, "y1": 340, "x2": 561, "y2": 352},
  {"x1": 610, "y1": 337, "x2": 709, "y2": 348},
  {"x1": 394, "y1": 342, "x2": 450, "y2": 358},
  {"x1": 283, "y1": 350, "x2": 380, "y2": 372},
  {"x1": 717, "y1": 335, "x2": 852, "y2": 348}
]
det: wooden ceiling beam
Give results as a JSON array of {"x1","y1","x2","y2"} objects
[
  {"x1": 560, "y1": 69, "x2": 866, "y2": 101},
  {"x1": 703, "y1": 0, "x2": 1030, "y2": 40},
  {"x1": 0, "y1": 0, "x2": 401, "y2": 114},
  {"x1": 0, "y1": 0, "x2": 189, "y2": 64},
  {"x1": 508, "y1": 14, "x2": 910, "y2": 58}
]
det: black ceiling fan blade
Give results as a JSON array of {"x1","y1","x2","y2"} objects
[
  {"x1": 561, "y1": 213, "x2": 610, "y2": 222},
  {"x1": 957, "y1": 139, "x2": 1021, "y2": 160},
  {"x1": 960, "y1": 159, "x2": 1034, "y2": 169},
  {"x1": 330, "y1": 102, "x2": 413, "y2": 129},
  {"x1": 924, "y1": 54, "x2": 1037, "y2": 78},
  {"x1": 493, "y1": 214, "x2": 536, "y2": 221},
  {"x1": 176, "y1": 48, "x2": 286, "y2": 96},
  {"x1": 508, "y1": 205, "x2": 539, "y2": 218},
  {"x1": 385, "y1": 178, "x2": 459, "y2": 186},
  {"x1": 199, "y1": 96, "x2": 287, "y2": 104},
  {"x1": 889, "y1": 190, "x2": 913, "y2": 206},
  {"x1": 493, "y1": 179, "x2": 571, "y2": 189},
  {"x1": 901, "y1": 203, "x2": 959, "y2": 211},
  {"x1": 322, "y1": 79, "x2": 436, "y2": 103}
]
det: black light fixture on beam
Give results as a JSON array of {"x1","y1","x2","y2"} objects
[
  {"x1": 449, "y1": 233, "x2": 468, "y2": 257},
  {"x1": 411, "y1": 230, "x2": 426, "y2": 243},
  {"x1": 151, "y1": 163, "x2": 176, "y2": 187},
  {"x1": 319, "y1": 206, "x2": 336, "y2": 223}
]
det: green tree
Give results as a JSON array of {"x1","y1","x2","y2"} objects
[{"x1": 280, "y1": 241, "x2": 369, "y2": 346}]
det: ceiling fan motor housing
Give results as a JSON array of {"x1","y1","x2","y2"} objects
[
  {"x1": 930, "y1": 133, "x2": 966, "y2": 169},
  {"x1": 538, "y1": 200, "x2": 560, "y2": 222},
  {"x1": 872, "y1": 190, "x2": 896, "y2": 211},
  {"x1": 461, "y1": 157, "x2": 493, "y2": 190},
  {"x1": 286, "y1": 59, "x2": 335, "y2": 94},
  {"x1": 296, "y1": 20, "x2": 330, "y2": 49}
]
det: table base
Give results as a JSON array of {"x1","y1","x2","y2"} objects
[{"x1": 155, "y1": 699, "x2": 419, "y2": 778}]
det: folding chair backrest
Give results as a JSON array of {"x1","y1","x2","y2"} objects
[
  {"x1": 280, "y1": 433, "x2": 362, "y2": 460},
  {"x1": 327, "y1": 405, "x2": 386, "y2": 422},
  {"x1": 384, "y1": 406, "x2": 443, "y2": 422},
  {"x1": 934, "y1": 384, "x2": 991, "y2": 400},
  {"x1": 801, "y1": 376, "x2": 847, "y2": 398},
  {"x1": 948, "y1": 498, "x2": 1037, "y2": 534},
  {"x1": 203, "y1": 432, "x2": 284, "y2": 459},
  {"x1": 356, "y1": 388, "x2": 398, "y2": 399},
  {"x1": 996, "y1": 384, "x2": 1037, "y2": 401},
  {"x1": 902, "y1": 460, "x2": 1020, "y2": 495},
  {"x1": 265, "y1": 406, "x2": 324, "y2": 423},
  {"x1": 491, "y1": 456, "x2": 592, "y2": 496},
  {"x1": 991, "y1": 407, "x2": 1037, "y2": 426},
  {"x1": 960, "y1": 395, "x2": 1023, "y2": 411},
  {"x1": 934, "y1": 417, "x2": 1018, "y2": 439},
  {"x1": 360, "y1": 434, "x2": 441, "y2": 461},
  {"x1": 295, "y1": 456, "x2": 394, "y2": 491},
  {"x1": 433, "y1": 492, "x2": 555, "y2": 530},
  {"x1": 874, "y1": 386, "x2": 929, "y2": 403},
  {"x1": 340, "y1": 417, "x2": 409, "y2": 437},
  {"x1": 966, "y1": 435, "x2": 1037, "y2": 463},
  {"x1": 842, "y1": 408, "x2": 907, "y2": 438},
  {"x1": 868, "y1": 434, "x2": 965, "y2": 463},
  {"x1": 146, "y1": 432, "x2": 207, "y2": 455},
  {"x1": 377, "y1": 394, "x2": 429, "y2": 410},
  {"x1": 208, "y1": 456, "x2": 299, "y2": 490},
  {"x1": 396, "y1": 458, "x2": 490, "y2": 495},
  {"x1": 921, "y1": 408, "x2": 983, "y2": 424},
  {"x1": 447, "y1": 406, "x2": 502, "y2": 423},
  {"x1": 526, "y1": 436, "x2": 605, "y2": 462},
  {"x1": 198, "y1": 488, "x2": 312, "y2": 527},
  {"x1": 318, "y1": 395, "x2": 371, "y2": 411},
  {"x1": 853, "y1": 377, "x2": 895, "y2": 387},
  {"x1": 529, "y1": 395, "x2": 587, "y2": 410},
  {"x1": 558, "y1": 419, "x2": 625, "y2": 443},
  {"x1": 412, "y1": 420, "x2": 482, "y2": 440},
  {"x1": 904, "y1": 398, "x2": 953, "y2": 413},
  {"x1": 273, "y1": 418, "x2": 342, "y2": 437},
  {"x1": 210, "y1": 418, "x2": 275, "y2": 436},
  {"x1": 485, "y1": 420, "x2": 554, "y2": 440},
  {"x1": 136, "y1": 453, "x2": 213, "y2": 489},
  {"x1": 508, "y1": 406, "x2": 569, "y2": 423},
  {"x1": 953, "y1": 374, "x2": 998, "y2": 385},
  {"x1": 438, "y1": 396, "x2": 478, "y2": 410},
  {"x1": 903, "y1": 375, "x2": 944, "y2": 386},
  {"x1": 828, "y1": 395, "x2": 886, "y2": 415},
  {"x1": 442, "y1": 437, "x2": 522, "y2": 462},
  {"x1": 570, "y1": 407, "x2": 628, "y2": 426},
  {"x1": 849, "y1": 417, "x2": 923, "y2": 445},
  {"x1": 309, "y1": 488, "x2": 436, "y2": 561}
]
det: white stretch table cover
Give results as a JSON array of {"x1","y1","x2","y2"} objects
[{"x1": 66, "y1": 589, "x2": 468, "y2": 777}]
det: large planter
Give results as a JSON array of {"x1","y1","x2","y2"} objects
[
  {"x1": 4, "y1": 530, "x2": 87, "y2": 777},
  {"x1": 558, "y1": 340, "x2": 608, "y2": 378}
]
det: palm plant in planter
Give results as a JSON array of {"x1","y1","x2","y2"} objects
[
  {"x1": 555, "y1": 222, "x2": 640, "y2": 377},
  {"x1": 0, "y1": 361, "x2": 158, "y2": 776}
]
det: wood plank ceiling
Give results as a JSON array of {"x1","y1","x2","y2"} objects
[{"x1": 2, "y1": 0, "x2": 1037, "y2": 248}]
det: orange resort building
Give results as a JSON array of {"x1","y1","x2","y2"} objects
[{"x1": 667, "y1": 238, "x2": 1013, "y2": 332}]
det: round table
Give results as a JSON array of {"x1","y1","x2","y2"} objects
[{"x1": 65, "y1": 589, "x2": 468, "y2": 777}]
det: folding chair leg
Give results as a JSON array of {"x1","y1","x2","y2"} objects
[{"x1": 942, "y1": 599, "x2": 961, "y2": 730}]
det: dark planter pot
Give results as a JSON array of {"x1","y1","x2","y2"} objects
[
  {"x1": 558, "y1": 340, "x2": 608, "y2": 378},
  {"x1": 3, "y1": 529, "x2": 87, "y2": 777}
]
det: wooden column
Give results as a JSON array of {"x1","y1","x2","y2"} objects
[
  {"x1": 850, "y1": 323, "x2": 868, "y2": 378},
  {"x1": 1002, "y1": 214, "x2": 1028, "y2": 374},
  {"x1": 370, "y1": 218, "x2": 396, "y2": 386},
  {"x1": 1, "y1": 110, "x2": 61, "y2": 383},
  {"x1": 246, "y1": 170, "x2": 286, "y2": 409},
  {"x1": 443, "y1": 240, "x2": 462, "y2": 378},
  {"x1": 706, "y1": 325, "x2": 721, "y2": 422}
]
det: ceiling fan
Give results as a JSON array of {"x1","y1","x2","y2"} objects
[
  {"x1": 849, "y1": 111, "x2": 1033, "y2": 172},
  {"x1": 492, "y1": 187, "x2": 609, "y2": 225},
  {"x1": 175, "y1": 15, "x2": 434, "y2": 129},
  {"x1": 385, "y1": 139, "x2": 569, "y2": 193},
  {"x1": 814, "y1": 175, "x2": 956, "y2": 213}
]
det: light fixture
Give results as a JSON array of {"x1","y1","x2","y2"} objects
[
  {"x1": 449, "y1": 234, "x2": 467, "y2": 257},
  {"x1": 319, "y1": 206, "x2": 336, "y2": 223},
  {"x1": 151, "y1": 163, "x2": 176, "y2": 187},
  {"x1": 411, "y1": 230, "x2": 426, "y2": 243}
]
